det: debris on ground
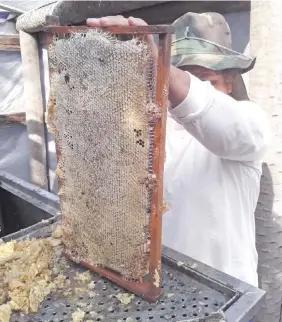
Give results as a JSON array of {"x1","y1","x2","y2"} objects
[
  {"x1": 52, "y1": 225, "x2": 63, "y2": 239},
  {"x1": 0, "y1": 224, "x2": 139, "y2": 322},
  {"x1": 88, "y1": 281, "x2": 96, "y2": 290},
  {"x1": 0, "y1": 225, "x2": 76, "y2": 321},
  {"x1": 0, "y1": 239, "x2": 54, "y2": 314},
  {"x1": 0, "y1": 303, "x2": 11, "y2": 322},
  {"x1": 74, "y1": 271, "x2": 91, "y2": 283},
  {"x1": 72, "y1": 308, "x2": 85, "y2": 322},
  {"x1": 116, "y1": 293, "x2": 135, "y2": 305}
]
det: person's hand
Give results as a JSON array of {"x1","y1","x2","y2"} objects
[
  {"x1": 86, "y1": 16, "x2": 190, "y2": 107},
  {"x1": 86, "y1": 16, "x2": 157, "y2": 58}
]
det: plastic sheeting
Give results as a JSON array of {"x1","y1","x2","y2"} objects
[
  {"x1": 0, "y1": 51, "x2": 24, "y2": 114},
  {"x1": 0, "y1": 1, "x2": 56, "y2": 13},
  {"x1": 0, "y1": 123, "x2": 30, "y2": 181},
  {"x1": 0, "y1": 16, "x2": 58, "y2": 193},
  {"x1": 0, "y1": 20, "x2": 30, "y2": 184}
]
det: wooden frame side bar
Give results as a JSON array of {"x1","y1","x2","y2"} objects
[
  {"x1": 149, "y1": 33, "x2": 172, "y2": 298},
  {"x1": 45, "y1": 25, "x2": 174, "y2": 35}
]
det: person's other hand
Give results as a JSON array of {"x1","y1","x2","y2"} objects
[{"x1": 86, "y1": 16, "x2": 157, "y2": 58}]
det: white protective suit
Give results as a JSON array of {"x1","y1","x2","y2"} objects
[{"x1": 162, "y1": 74, "x2": 271, "y2": 287}]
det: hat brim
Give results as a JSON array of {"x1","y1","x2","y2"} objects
[
  {"x1": 230, "y1": 74, "x2": 250, "y2": 101},
  {"x1": 171, "y1": 39, "x2": 256, "y2": 74}
]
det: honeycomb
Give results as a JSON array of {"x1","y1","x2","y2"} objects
[
  {"x1": 0, "y1": 226, "x2": 65, "y2": 321},
  {"x1": 47, "y1": 30, "x2": 160, "y2": 280}
]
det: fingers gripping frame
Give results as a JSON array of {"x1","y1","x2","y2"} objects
[{"x1": 45, "y1": 25, "x2": 173, "y2": 302}]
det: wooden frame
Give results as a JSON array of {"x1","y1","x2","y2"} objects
[
  {"x1": 45, "y1": 25, "x2": 173, "y2": 302},
  {"x1": 0, "y1": 35, "x2": 20, "y2": 51}
]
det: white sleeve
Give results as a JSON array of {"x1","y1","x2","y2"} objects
[{"x1": 169, "y1": 74, "x2": 271, "y2": 162}]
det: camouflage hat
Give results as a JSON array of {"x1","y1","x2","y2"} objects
[
  {"x1": 171, "y1": 12, "x2": 255, "y2": 73},
  {"x1": 171, "y1": 12, "x2": 255, "y2": 100}
]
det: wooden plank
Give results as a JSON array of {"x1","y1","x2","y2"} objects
[
  {"x1": 20, "y1": 30, "x2": 49, "y2": 190},
  {"x1": 45, "y1": 25, "x2": 174, "y2": 35},
  {"x1": 0, "y1": 112, "x2": 26, "y2": 125},
  {"x1": 0, "y1": 35, "x2": 20, "y2": 51},
  {"x1": 123, "y1": 1, "x2": 251, "y2": 24},
  {"x1": 38, "y1": 1, "x2": 249, "y2": 46}
]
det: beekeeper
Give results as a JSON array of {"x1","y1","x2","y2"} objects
[{"x1": 87, "y1": 12, "x2": 271, "y2": 287}]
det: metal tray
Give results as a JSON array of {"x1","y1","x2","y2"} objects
[
  {"x1": 2, "y1": 218, "x2": 264, "y2": 322},
  {"x1": 0, "y1": 172, "x2": 265, "y2": 322}
]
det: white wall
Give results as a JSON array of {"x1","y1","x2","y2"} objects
[{"x1": 0, "y1": 51, "x2": 24, "y2": 114}]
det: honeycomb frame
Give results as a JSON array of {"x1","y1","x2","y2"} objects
[{"x1": 45, "y1": 25, "x2": 173, "y2": 302}]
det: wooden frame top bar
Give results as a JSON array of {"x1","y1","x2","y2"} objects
[{"x1": 45, "y1": 25, "x2": 174, "y2": 35}]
